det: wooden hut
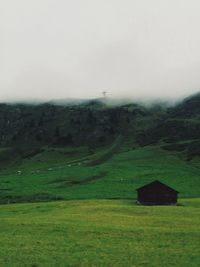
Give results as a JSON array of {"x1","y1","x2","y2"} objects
[{"x1": 136, "y1": 180, "x2": 179, "y2": 205}]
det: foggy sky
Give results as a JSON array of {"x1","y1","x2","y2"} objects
[{"x1": 1, "y1": 0, "x2": 200, "y2": 102}]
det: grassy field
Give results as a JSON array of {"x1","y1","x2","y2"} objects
[
  {"x1": 0, "y1": 144, "x2": 200, "y2": 203},
  {"x1": 0, "y1": 199, "x2": 200, "y2": 267}
]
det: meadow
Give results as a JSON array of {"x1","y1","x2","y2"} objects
[{"x1": 0, "y1": 199, "x2": 200, "y2": 267}]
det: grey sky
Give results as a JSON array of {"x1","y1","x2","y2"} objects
[{"x1": 1, "y1": 0, "x2": 200, "y2": 101}]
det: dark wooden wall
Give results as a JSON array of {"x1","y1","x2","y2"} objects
[{"x1": 137, "y1": 184, "x2": 178, "y2": 205}]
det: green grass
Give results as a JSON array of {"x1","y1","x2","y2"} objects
[
  {"x1": 0, "y1": 142, "x2": 200, "y2": 266},
  {"x1": 0, "y1": 199, "x2": 199, "y2": 267},
  {"x1": 0, "y1": 144, "x2": 200, "y2": 203}
]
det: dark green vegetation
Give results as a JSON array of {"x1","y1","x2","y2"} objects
[
  {"x1": 0, "y1": 199, "x2": 200, "y2": 267},
  {"x1": 0, "y1": 92, "x2": 200, "y2": 203}
]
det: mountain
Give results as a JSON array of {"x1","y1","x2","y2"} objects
[
  {"x1": 0, "y1": 93, "x2": 199, "y2": 154},
  {"x1": 170, "y1": 92, "x2": 200, "y2": 118}
]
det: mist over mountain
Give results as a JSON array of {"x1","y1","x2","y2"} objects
[{"x1": 0, "y1": 92, "x2": 199, "y2": 166}]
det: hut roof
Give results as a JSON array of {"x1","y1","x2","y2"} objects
[{"x1": 136, "y1": 180, "x2": 179, "y2": 193}]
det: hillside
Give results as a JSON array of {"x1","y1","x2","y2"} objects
[{"x1": 0, "y1": 93, "x2": 200, "y2": 203}]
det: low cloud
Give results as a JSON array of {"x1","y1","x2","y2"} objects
[{"x1": 1, "y1": 0, "x2": 200, "y2": 102}]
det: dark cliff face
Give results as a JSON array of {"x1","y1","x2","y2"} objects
[
  {"x1": 0, "y1": 102, "x2": 149, "y2": 147},
  {"x1": 0, "y1": 92, "x2": 199, "y2": 159},
  {"x1": 169, "y1": 92, "x2": 200, "y2": 118}
]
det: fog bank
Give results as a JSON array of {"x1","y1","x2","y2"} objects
[{"x1": 1, "y1": 0, "x2": 200, "y2": 101}]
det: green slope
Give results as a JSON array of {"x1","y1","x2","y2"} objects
[{"x1": 0, "y1": 142, "x2": 199, "y2": 203}]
